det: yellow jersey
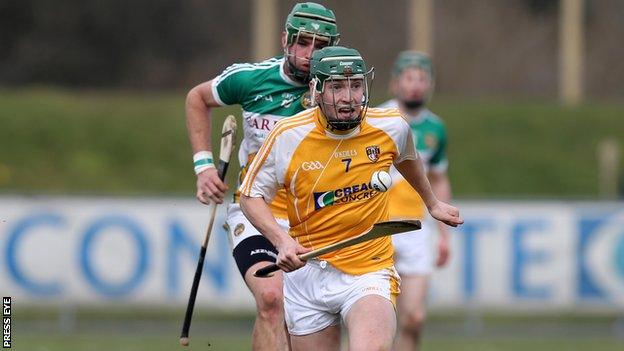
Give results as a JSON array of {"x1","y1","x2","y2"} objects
[{"x1": 240, "y1": 107, "x2": 417, "y2": 274}]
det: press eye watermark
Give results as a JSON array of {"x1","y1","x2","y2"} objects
[{"x1": 2, "y1": 297, "x2": 10, "y2": 349}]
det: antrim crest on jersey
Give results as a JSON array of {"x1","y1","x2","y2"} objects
[{"x1": 366, "y1": 145, "x2": 380, "y2": 162}]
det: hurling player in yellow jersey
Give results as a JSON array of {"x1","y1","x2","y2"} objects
[{"x1": 240, "y1": 46, "x2": 462, "y2": 351}]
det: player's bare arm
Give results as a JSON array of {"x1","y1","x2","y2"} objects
[
  {"x1": 185, "y1": 79, "x2": 228, "y2": 204},
  {"x1": 240, "y1": 195, "x2": 310, "y2": 272},
  {"x1": 395, "y1": 158, "x2": 463, "y2": 227}
]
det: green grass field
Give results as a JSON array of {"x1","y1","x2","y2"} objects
[
  {"x1": 17, "y1": 334, "x2": 624, "y2": 351},
  {"x1": 1, "y1": 88, "x2": 623, "y2": 198},
  {"x1": 15, "y1": 309, "x2": 624, "y2": 351}
]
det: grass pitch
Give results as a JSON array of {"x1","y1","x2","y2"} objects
[
  {"x1": 15, "y1": 309, "x2": 624, "y2": 351},
  {"x1": 18, "y1": 332, "x2": 624, "y2": 351}
]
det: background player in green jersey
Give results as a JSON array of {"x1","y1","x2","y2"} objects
[
  {"x1": 379, "y1": 51, "x2": 454, "y2": 351},
  {"x1": 185, "y1": 3, "x2": 339, "y2": 350}
]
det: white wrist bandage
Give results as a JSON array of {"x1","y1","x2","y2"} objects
[{"x1": 193, "y1": 151, "x2": 215, "y2": 175}]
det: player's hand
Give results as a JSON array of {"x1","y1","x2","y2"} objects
[
  {"x1": 429, "y1": 201, "x2": 463, "y2": 227},
  {"x1": 435, "y1": 233, "x2": 451, "y2": 267},
  {"x1": 196, "y1": 168, "x2": 228, "y2": 204},
  {"x1": 276, "y1": 238, "x2": 311, "y2": 272}
]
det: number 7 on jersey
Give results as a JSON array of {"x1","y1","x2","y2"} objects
[{"x1": 341, "y1": 158, "x2": 352, "y2": 172}]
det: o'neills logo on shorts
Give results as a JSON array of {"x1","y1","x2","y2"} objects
[{"x1": 313, "y1": 182, "x2": 379, "y2": 210}]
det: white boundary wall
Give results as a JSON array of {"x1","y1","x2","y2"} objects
[{"x1": 1, "y1": 197, "x2": 623, "y2": 311}]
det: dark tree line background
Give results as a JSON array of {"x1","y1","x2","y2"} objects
[
  {"x1": 0, "y1": 0, "x2": 249, "y2": 88},
  {"x1": 1, "y1": 0, "x2": 623, "y2": 99}
]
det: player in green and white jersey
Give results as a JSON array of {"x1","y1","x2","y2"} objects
[
  {"x1": 378, "y1": 51, "x2": 453, "y2": 351},
  {"x1": 185, "y1": 3, "x2": 339, "y2": 350}
]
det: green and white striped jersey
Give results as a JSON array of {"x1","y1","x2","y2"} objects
[
  {"x1": 211, "y1": 57, "x2": 312, "y2": 168},
  {"x1": 378, "y1": 99, "x2": 448, "y2": 173}
]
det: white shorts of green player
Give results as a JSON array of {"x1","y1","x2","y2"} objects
[
  {"x1": 392, "y1": 220, "x2": 434, "y2": 276},
  {"x1": 226, "y1": 203, "x2": 289, "y2": 276}
]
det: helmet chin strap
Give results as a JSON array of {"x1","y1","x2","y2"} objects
[{"x1": 285, "y1": 56, "x2": 310, "y2": 83}]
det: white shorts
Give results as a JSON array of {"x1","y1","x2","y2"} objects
[
  {"x1": 392, "y1": 219, "x2": 433, "y2": 276},
  {"x1": 226, "y1": 203, "x2": 289, "y2": 249},
  {"x1": 283, "y1": 260, "x2": 401, "y2": 336}
]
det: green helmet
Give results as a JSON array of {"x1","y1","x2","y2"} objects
[
  {"x1": 285, "y1": 2, "x2": 340, "y2": 46},
  {"x1": 392, "y1": 51, "x2": 435, "y2": 107},
  {"x1": 311, "y1": 46, "x2": 367, "y2": 90},
  {"x1": 392, "y1": 51, "x2": 433, "y2": 79},
  {"x1": 310, "y1": 46, "x2": 375, "y2": 131}
]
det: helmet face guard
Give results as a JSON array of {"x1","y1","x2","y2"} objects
[
  {"x1": 313, "y1": 71, "x2": 375, "y2": 131},
  {"x1": 284, "y1": 31, "x2": 331, "y2": 82},
  {"x1": 310, "y1": 47, "x2": 374, "y2": 132},
  {"x1": 284, "y1": 3, "x2": 340, "y2": 82}
]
